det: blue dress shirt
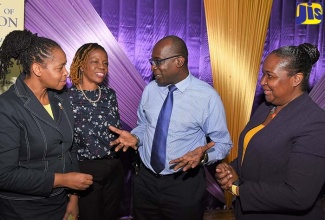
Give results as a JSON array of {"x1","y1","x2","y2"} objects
[{"x1": 132, "y1": 73, "x2": 232, "y2": 174}]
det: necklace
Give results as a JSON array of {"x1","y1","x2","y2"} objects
[
  {"x1": 270, "y1": 106, "x2": 277, "y2": 119},
  {"x1": 78, "y1": 84, "x2": 101, "y2": 105}
]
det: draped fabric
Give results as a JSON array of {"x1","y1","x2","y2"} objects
[
  {"x1": 204, "y1": 0, "x2": 273, "y2": 208},
  {"x1": 204, "y1": 0, "x2": 273, "y2": 162},
  {"x1": 25, "y1": 0, "x2": 145, "y2": 130},
  {"x1": 89, "y1": 0, "x2": 212, "y2": 85},
  {"x1": 310, "y1": 73, "x2": 325, "y2": 110}
]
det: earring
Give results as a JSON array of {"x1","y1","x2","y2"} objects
[{"x1": 78, "y1": 69, "x2": 83, "y2": 84}]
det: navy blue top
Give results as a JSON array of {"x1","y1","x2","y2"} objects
[{"x1": 67, "y1": 85, "x2": 121, "y2": 160}]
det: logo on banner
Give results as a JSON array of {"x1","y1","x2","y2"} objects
[{"x1": 296, "y1": 3, "x2": 323, "y2": 24}]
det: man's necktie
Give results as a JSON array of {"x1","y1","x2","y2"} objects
[{"x1": 151, "y1": 85, "x2": 177, "y2": 174}]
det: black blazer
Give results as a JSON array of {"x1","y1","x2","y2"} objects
[
  {"x1": 232, "y1": 93, "x2": 325, "y2": 220},
  {"x1": 0, "y1": 73, "x2": 78, "y2": 200}
]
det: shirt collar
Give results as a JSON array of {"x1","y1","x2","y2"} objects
[
  {"x1": 175, "y1": 72, "x2": 191, "y2": 93},
  {"x1": 156, "y1": 72, "x2": 193, "y2": 93},
  {"x1": 159, "y1": 72, "x2": 192, "y2": 93}
]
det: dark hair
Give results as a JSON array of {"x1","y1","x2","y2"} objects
[
  {"x1": 271, "y1": 43, "x2": 320, "y2": 91},
  {"x1": 0, "y1": 29, "x2": 61, "y2": 84},
  {"x1": 159, "y1": 35, "x2": 189, "y2": 65},
  {"x1": 70, "y1": 43, "x2": 107, "y2": 86}
]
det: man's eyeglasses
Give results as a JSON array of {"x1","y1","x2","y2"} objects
[{"x1": 149, "y1": 55, "x2": 181, "y2": 67}]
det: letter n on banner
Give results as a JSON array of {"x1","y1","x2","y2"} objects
[{"x1": 0, "y1": 0, "x2": 24, "y2": 94}]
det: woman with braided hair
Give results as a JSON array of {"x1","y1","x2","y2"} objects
[
  {"x1": 216, "y1": 43, "x2": 325, "y2": 219},
  {"x1": 67, "y1": 43, "x2": 124, "y2": 220},
  {"x1": 0, "y1": 29, "x2": 93, "y2": 220}
]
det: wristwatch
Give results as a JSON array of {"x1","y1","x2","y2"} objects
[
  {"x1": 200, "y1": 152, "x2": 208, "y2": 165},
  {"x1": 231, "y1": 179, "x2": 243, "y2": 196},
  {"x1": 132, "y1": 134, "x2": 140, "y2": 146}
]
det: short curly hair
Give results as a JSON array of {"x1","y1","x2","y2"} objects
[{"x1": 70, "y1": 43, "x2": 107, "y2": 86}]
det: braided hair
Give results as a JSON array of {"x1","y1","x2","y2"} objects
[
  {"x1": 70, "y1": 43, "x2": 107, "y2": 86},
  {"x1": 0, "y1": 29, "x2": 61, "y2": 84},
  {"x1": 271, "y1": 43, "x2": 320, "y2": 91}
]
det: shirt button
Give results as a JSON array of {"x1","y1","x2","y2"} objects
[
  {"x1": 59, "y1": 141, "x2": 63, "y2": 144},
  {"x1": 58, "y1": 155, "x2": 62, "y2": 160}
]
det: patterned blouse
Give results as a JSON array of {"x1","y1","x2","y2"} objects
[{"x1": 67, "y1": 85, "x2": 121, "y2": 160}]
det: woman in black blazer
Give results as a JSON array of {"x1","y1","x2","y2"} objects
[
  {"x1": 0, "y1": 30, "x2": 93, "y2": 220},
  {"x1": 216, "y1": 43, "x2": 325, "y2": 219}
]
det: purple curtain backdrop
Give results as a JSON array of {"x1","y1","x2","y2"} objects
[
  {"x1": 89, "y1": 0, "x2": 212, "y2": 85},
  {"x1": 89, "y1": 0, "x2": 325, "y2": 114},
  {"x1": 310, "y1": 73, "x2": 325, "y2": 110},
  {"x1": 24, "y1": 0, "x2": 145, "y2": 131}
]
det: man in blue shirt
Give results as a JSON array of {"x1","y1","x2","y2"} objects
[{"x1": 109, "y1": 35, "x2": 232, "y2": 220}]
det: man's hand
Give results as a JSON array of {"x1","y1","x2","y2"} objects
[
  {"x1": 109, "y1": 126, "x2": 138, "y2": 152},
  {"x1": 169, "y1": 142, "x2": 215, "y2": 172}
]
